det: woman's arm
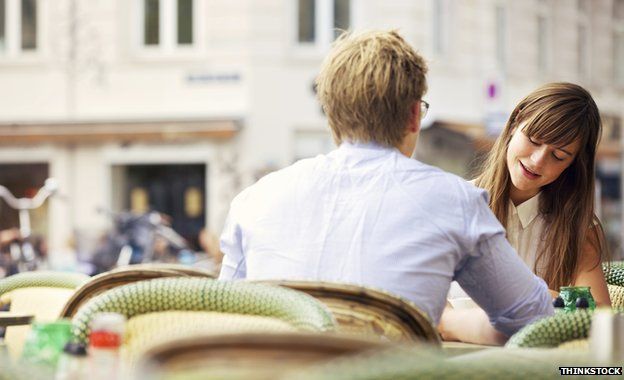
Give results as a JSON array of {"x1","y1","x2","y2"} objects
[
  {"x1": 438, "y1": 306, "x2": 508, "y2": 346},
  {"x1": 572, "y1": 227, "x2": 611, "y2": 307}
]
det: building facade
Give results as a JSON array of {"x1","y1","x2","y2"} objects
[{"x1": 0, "y1": 0, "x2": 622, "y2": 262}]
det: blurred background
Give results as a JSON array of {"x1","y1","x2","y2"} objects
[{"x1": 0, "y1": 0, "x2": 622, "y2": 271}]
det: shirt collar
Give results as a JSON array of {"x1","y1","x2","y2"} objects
[
  {"x1": 338, "y1": 140, "x2": 395, "y2": 153},
  {"x1": 330, "y1": 141, "x2": 399, "y2": 162},
  {"x1": 509, "y1": 192, "x2": 541, "y2": 229}
]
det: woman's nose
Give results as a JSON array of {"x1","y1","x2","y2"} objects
[{"x1": 530, "y1": 146, "x2": 549, "y2": 168}]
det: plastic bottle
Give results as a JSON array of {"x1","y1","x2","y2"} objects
[
  {"x1": 88, "y1": 312, "x2": 126, "y2": 380},
  {"x1": 55, "y1": 342, "x2": 88, "y2": 380}
]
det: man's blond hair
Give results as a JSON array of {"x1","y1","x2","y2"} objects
[{"x1": 316, "y1": 30, "x2": 428, "y2": 147}]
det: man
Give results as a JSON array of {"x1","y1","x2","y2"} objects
[{"x1": 219, "y1": 30, "x2": 553, "y2": 341}]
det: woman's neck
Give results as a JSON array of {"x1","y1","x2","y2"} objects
[{"x1": 509, "y1": 185, "x2": 539, "y2": 206}]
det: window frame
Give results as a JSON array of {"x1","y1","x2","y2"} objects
[
  {"x1": 614, "y1": 0, "x2": 624, "y2": 86},
  {"x1": 292, "y1": 0, "x2": 356, "y2": 56},
  {"x1": 494, "y1": 4, "x2": 508, "y2": 72},
  {"x1": 431, "y1": 0, "x2": 455, "y2": 58},
  {"x1": 134, "y1": 0, "x2": 202, "y2": 59},
  {"x1": 0, "y1": 0, "x2": 43, "y2": 61},
  {"x1": 535, "y1": 0, "x2": 552, "y2": 75},
  {"x1": 576, "y1": 0, "x2": 591, "y2": 79}
]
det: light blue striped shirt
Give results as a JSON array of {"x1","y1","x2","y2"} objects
[{"x1": 219, "y1": 142, "x2": 553, "y2": 335}]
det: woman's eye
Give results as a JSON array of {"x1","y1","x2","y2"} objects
[
  {"x1": 552, "y1": 153, "x2": 565, "y2": 162},
  {"x1": 528, "y1": 137, "x2": 540, "y2": 145}
]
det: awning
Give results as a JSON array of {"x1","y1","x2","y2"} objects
[
  {"x1": 0, "y1": 119, "x2": 241, "y2": 145},
  {"x1": 429, "y1": 119, "x2": 621, "y2": 158}
]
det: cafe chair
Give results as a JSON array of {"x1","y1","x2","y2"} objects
[
  {"x1": 258, "y1": 280, "x2": 440, "y2": 345},
  {"x1": 137, "y1": 331, "x2": 386, "y2": 380},
  {"x1": 70, "y1": 277, "x2": 337, "y2": 361},
  {"x1": 604, "y1": 261, "x2": 624, "y2": 287},
  {"x1": 111, "y1": 262, "x2": 217, "y2": 277},
  {"x1": 60, "y1": 266, "x2": 213, "y2": 318},
  {"x1": 276, "y1": 344, "x2": 592, "y2": 380},
  {"x1": 608, "y1": 284, "x2": 624, "y2": 309},
  {"x1": 0, "y1": 271, "x2": 90, "y2": 359},
  {"x1": 506, "y1": 310, "x2": 595, "y2": 348}
]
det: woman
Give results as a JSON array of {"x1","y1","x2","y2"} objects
[{"x1": 440, "y1": 82, "x2": 611, "y2": 344}]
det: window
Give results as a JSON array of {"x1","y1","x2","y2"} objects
[
  {"x1": 0, "y1": 0, "x2": 5, "y2": 51},
  {"x1": 495, "y1": 5, "x2": 506, "y2": 69},
  {"x1": 577, "y1": 0, "x2": 590, "y2": 77},
  {"x1": 0, "y1": 0, "x2": 39, "y2": 57},
  {"x1": 297, "y1": 0, "x2": 351, "y2": 47},
  {"x1": 144, "y1": 0, "x2": 159, "y2": 45},
  {"x1": 20, "y1": 0, "x2": 35, "y2": 50},
  {"x1": 139, "y1": 0, "x2": 195, "y2": 51},
  {"x1": 177, "y1": 0, "x2": 193, "y2": 45},
  {"x1": 432, "y1": 0, "x2": 453, "y2": 56},
  {"x1": 535, "y1": 0, "x2": 551, "y2": 73},
  {"x1": 615, "y1": 0, "x2": 624, "y2": 84}
]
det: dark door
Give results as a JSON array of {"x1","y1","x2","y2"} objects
[{"x1": 123, "y1": 164, "x2": 206, "y2": 249}]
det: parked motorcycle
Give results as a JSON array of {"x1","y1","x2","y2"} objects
[{"x1": 87, "y1": 208, "x2": 195, "y2": 275}]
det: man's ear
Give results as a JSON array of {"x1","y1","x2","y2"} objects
[{"x1": 408, "y1": 102, "x2": 421, "y2": 133}]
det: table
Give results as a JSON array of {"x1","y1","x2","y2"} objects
[{"x1": 0, "y1": 312, "x2": 33, "y2": 327}]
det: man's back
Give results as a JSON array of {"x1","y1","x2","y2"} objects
[{"x1": 219, "y1": 142, "x2": 550, "y2": 330}]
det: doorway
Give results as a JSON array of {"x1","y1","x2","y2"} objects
[{"x1": 112, "y1": 164, "x2": 206, "y2": 250}]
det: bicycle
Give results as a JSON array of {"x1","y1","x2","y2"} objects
[{"x1": 0, "y1": 178, "x2": 58, "y2": 274}]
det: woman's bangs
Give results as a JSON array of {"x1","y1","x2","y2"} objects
[{"x1": 522, "y1": 111, "x2": 584, "y2": 147}]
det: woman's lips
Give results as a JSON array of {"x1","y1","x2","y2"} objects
[{"x1": 520, "y1": 161, "x2": 540, "y2": 180}]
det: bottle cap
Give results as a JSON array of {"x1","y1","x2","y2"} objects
[{"x1": 63, "y1": 342, "x2": 87, "y2": 356}]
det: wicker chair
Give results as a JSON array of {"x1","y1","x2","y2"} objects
[
  {"x1": 137, "y1": 332, "x2": 386, "y2": 380},
  {"x1": 70, "y1": 277, "x2": 337, "y2": 363},
  {"x1": 284, "y1": 345, "x2": 595, "y2": 380},
  {"x1": 0, "y1": 271, "x2": 90, "y2": 359},
  {"x1": 604, "y1": 262, "x2": 624, "y2": 287},
  {"x1": 60, "y1": 266, "x2": 213, "y2": 318},
  {"x1": 259, "y1": 280, "x2": 440, "y2": 345},
  {"x1": 608, "y1": 284, "x2": 624, "y2": 309},
  {"x1": 506, "y1": 310, "x2": 594, "y2": 348},
  {"x1": 111, "y1": 263, "x2": 217, "y2": 277}
]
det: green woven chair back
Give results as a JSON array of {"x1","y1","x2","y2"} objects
[
  {"x1": 0, "y1": 271, "x2": 90, "y2": 297},
  {"x1": 506, "y1": 310, "x2": 593, "y2": 348},
  {"x1": 283, "y1": 346, "x2": 593, "y2": 380},
  {"x1": 604, "y1": 262, "x2": 624, "y2": 287},
  {"x1": 507, "y1": 308, "x2": 624, "y2": 348},
  {"x1": 71, "y1": 277, "x2": 336, "y2": 343}
]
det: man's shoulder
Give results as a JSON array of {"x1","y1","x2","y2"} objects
[
  {"x1": 234, "y1": 156, "x2": 326, "y2": 201},
  {"x1": 398, "y1": 159, "x2": 484, "y2": 199}
]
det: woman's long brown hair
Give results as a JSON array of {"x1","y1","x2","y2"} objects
[{"x1": 475, "y1": 82, "x2": 608, "y2": 290}]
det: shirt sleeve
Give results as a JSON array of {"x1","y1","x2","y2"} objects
[
  {"x1": 218, "y1": 197, "x2": 247, "y2": 280},
  {"x1": 455, "y1": 187, "x2": 554, "y2": 337}
]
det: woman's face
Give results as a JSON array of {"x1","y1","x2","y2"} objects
[{"x1": 506, "y1": 124, "x2": 580, "y2": 203}]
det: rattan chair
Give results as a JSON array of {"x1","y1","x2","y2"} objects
[
  {"x1": 284, "y1": 345, "x2": 595, "y2": 380},
  {"x1": 137, "y1": 332, "x2": 386, "y2": 380},
  {"x1": 604, "y1": 262, "x2": 624, "y2": 287},
  {"x1": 60, "y1": 266, "x2": 213, "y2": 318},
  {"x1": 608, "y1": 284, "x2": 624, "y2": 309},
  {"x1": 0, "y1": 271, "x2": 90, "y2": 359},
  {"x1": 505, "y1": 309, "x2": 619, "y2": 348},
  {"x1": 259, "y1": 280, "x2": 440, "y2": 345},
  {"x1": 111, "y1": 263, "x2": 217, "y2": 277},
  {"x1": 69, "y1": 277, "x2": 338, "y2": 369}
]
